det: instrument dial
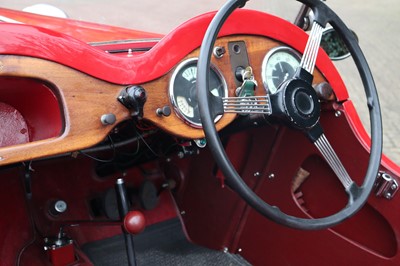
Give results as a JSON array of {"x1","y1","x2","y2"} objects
[
  {"x1": 262, "y1": 46, "x2": 301, "y2": 94},
  {"x1": 169, "y1": 58, "x2": 227, "y2": 128}
]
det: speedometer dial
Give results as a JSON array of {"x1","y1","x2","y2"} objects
[
  {"x1": 169, "y1": 58, "x2": 227, "y2": 128},
  {"x1": 262, "y1": 46, "x2": 301, "y2": 94}
]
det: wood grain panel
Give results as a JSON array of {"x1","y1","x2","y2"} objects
[
  {"x1": 0, "y1": 55, "x2": 130, "y2": 166},
  {"x1": 0, "y1": 35, "x2": 328, "y2": 166},
  {"x1": 141, "y1": 35, "x2": 326, "y2": 137}
]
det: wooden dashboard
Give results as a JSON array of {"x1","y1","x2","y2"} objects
[{"x1": 0, "y1": 35, "x2": 326, "y2": 166}]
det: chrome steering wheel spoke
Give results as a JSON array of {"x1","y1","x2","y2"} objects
[
  {"x1": 309, "y1": 123, "x2": 354, "y2": 190},
  {"x1": 297, "y1": 21, "x2": 325, "y2": 80},
  {"x1": 223, "y1": 95, "x2": 272, "y2": 115}
]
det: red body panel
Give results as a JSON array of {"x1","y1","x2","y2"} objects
[
  {"x1": 176, "y1": 107, "x2": 400, "y2": 265},
  {"x1": 0, "y1": 9, "x2": 348, "y2": 101},
  {"x1": 0, "y1": 8, "x2": 162, "y2": 42}
]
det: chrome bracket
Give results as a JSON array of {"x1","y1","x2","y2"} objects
[{"x1": 374, "y1": 172, "x2": 398, "y2": 200}]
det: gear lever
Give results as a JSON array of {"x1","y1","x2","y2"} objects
[{"x1": 115, "y1": 178, "x2": 146, "y2": 266}]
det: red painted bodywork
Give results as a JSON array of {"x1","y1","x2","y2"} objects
[
  {"x1": 0, "y1": 6, "x2": 399, "y2": 266},
  {"x1": 0, "y1": 8, "x2": 347, "y2": 102},
  {"x1": 0, "y1": 8, "x2": 163, "y2": 42},
  {"x1": 175, "y1": 106, "x2": 400, "y2": 265}
]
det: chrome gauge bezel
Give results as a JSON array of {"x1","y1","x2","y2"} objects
[
  {"x1": 261, "y1": 46, "x2": 302, "y2": 95},
  {"x1": 169, "y1": 58, "x2": 228, "y2": 128}
]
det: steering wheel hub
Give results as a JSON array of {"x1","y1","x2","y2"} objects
[{"x1": 277, "y1": 79, "x2": 320, "y2": 129}]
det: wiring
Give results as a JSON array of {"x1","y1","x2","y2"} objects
[
  {"x1": 136, "y1": 131, "x2": 162, "y2": 157},
  {"x1": 78, "y1": 135, "x2": 116, "y2": 163},
  {"x1": 16, "y1": 164, "x2": 38, "y2": 266}
]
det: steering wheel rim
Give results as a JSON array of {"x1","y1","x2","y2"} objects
[{"x1": 197, "y1": 0, "x2": 382, "y2": 230}]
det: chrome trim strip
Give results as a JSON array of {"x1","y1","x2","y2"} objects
[{"x1": 88, "y1": 38, "x2": 161, "y2": 46}]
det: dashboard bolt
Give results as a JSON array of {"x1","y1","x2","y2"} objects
[
  {"x1": 391, "y1": 184, "x2": 397, "y2": 190},
  {"x1": 254, "y1": 172, "x2": 260, "y2": 177},
  {"x1": 213, "y1": 46, "x2": 226, "y2": 58},
  {"x1": 238, "y1": 248, "x2": 242, "y2": 253},
  {"x1": 385, "y1": 192, "x2": 392, "y2": 199}
]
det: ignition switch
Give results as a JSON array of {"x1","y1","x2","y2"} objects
[{"x1": 118, "y1": 85, "x2": 147, "y2": 118}]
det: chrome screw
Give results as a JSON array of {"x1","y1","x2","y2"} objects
[{"x1": 268, "y1": 173, "x2": 275, "y2": 179}]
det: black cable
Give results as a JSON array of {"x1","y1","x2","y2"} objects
[
  {"x1": 16, "y1": 164, "x2": 37, "y2": 266},
  {"x1": 78, "y1": 135, "x2": 116, "y2": 163},
  {"x1": 136, "y1": 131, "x2": 162, "y2": 157}
]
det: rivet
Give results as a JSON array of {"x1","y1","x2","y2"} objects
[
  {"x1": 254, "y1": 172, "x2": 260, "y2": 177},
  {"x1": 127, "y1": 49, "x2": 133, "y2": 57},
  {"x1": 391, "y1": 184, "x2": 397, "y2": 190},
  {"x1": 335, "y1": 111, "x2": 342, "y2": 117},
  {"x1": 238, "y1": 248, "x2": 242, "y2": 252},
  {"x1": 180, "y1": 210, "x2": 186, "y2": 215},
  {"x1": 385, "y1": 192, "x2": 392, "y2": 199},
  {"x1": 223, "y1": 247, "x2": 229, "y2": 253},
  {"x1": 268, "y1": 173, "x2": 275, "y2": 179}
]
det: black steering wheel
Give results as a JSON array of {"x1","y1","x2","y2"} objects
[{"x1": 197, "y1": 0, "x2": 382, "y2": 230}]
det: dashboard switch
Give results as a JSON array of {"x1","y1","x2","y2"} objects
[
  {"x1": 118, "y1": 85, "x2": 147, "y2": 118},
  {"x1": 100, "y1": 113, "x2": 116, "y2": 125},
  {"x1": 156, "y1": 106, "x2": 171, "y2": 117}
]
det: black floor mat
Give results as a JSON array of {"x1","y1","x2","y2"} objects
[{"x1": 82, "y1": 219, "x2": 250, "y2": 266}]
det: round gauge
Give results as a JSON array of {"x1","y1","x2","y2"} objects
[
  {"x1": 262, "y1": 46, "x2": 301, "y2": 94},
  {"x1": 169, "y1": 58, "x2": 227, "y2": 128}
]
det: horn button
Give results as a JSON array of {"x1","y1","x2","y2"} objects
[
  {"x1": 272, "y1": 79, "x2": 320, "y2": 129},
  {"x1": 294, "y1": 90, "x2": 314, "y2": 115}
]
